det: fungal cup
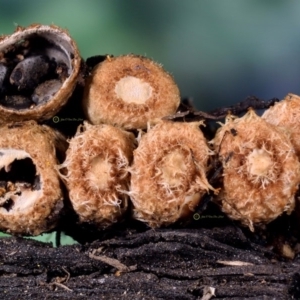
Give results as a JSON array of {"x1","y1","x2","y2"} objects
[
  {"x1": 212, "y1": 109, "x2": 300, "y2": 231},
  {"x1": 0, "y1": 121, "x2": 67, "y2": 235},
  {"x1": 0, "y1": 24, "x2": 81, "y2": 123}
]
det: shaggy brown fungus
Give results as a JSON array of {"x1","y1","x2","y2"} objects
[
  {"x1": 0, "y1": 24, "x2": 81, "y2": 123},
  {"x1": 212, "y1": 109, "x2": 300, "y2": 231},
  {"x1": 262, "y1": 93, "x2": 300, "y2": 158},
  {"x1": 83, "y1": 54, "x2": 180, "y2": 130},
  {"x1": 0, "y1": 120, "x2": 67, "y2": 235},
  {"x1": 130, "y1": 120, "x2": 215, "y2": 228},
  {"x1": 59, "y1": 122, "x2": 136, "y2": 227}
]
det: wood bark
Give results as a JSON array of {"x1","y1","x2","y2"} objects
[{"x1": 0, "y1": 224, "x2": 299, "y2": 300}]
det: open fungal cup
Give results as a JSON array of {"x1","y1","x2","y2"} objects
[
  {"x1": 83, "y1": 54, "x2": 180, "y2": 130},
  {"x1": 130, "y1": 120, "x2": 215, "y2": 228},
  {"x1": 0, "y1": 121, "x2": 66, "y2": 235},
  {"x1": 262, "y1": 93, "x2": 300, "y2": 158},
  {"x1": 59, "y1": 122, "x2": 136, "y2": 227},
  {"x1": 0, "y1": 24, "x2": 81, "y2": 123},
  {"x1": 212, "y1": 109, "x2": 300, "y2": 231}
]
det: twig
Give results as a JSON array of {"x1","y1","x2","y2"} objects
[
  {"x1": 52, "y1": 282, "x2": 73, "y2": 292},
  {"x1": 61, "y1": 266, "x2": 70, "y2": 283},
  {"x1": 216, "y1": 260, "x2": 254, "y2": 266},
  {"x1": 89, "y1": 250, "x2": 137, "y2": 272}
]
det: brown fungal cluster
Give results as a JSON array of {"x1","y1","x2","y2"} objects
[
  {"x1": 211, "y1": 109, "x2": 300, "y2": 231},
  {"x1": 83, "y1": 54, "x2": 180, "y2": 129},
  {"x1": 130, "y1": 121, "x2": 214, "y2": 227},
  {"x1": 0, "y1": 24, "x2": 81, "y2": 123},
  {"x1": 0, "y1": 121, "x2": 67, "y2": 235},
  {"x1": 262, "y1": 93, "x2": 300, "y2": 157},
  {"x1": 59, "y1": 122, "x2": 135, "y2": 227},
  {"x1": 1, "y1": 23, "x2": 300, "y2": 237}
]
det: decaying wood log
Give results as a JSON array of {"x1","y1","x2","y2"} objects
[
  {"x1": 0, "y1": 96, "x2": 299, "y2": 299},
  {"x1": 0, "y1": 223, "x2": 300, "y2": 299}
]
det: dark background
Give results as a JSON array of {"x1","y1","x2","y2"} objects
[{"x1": 2, "y1": 0, "x2": 300, "y2": 111}]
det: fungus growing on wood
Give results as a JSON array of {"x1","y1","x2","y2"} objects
[
  {"x1": 130, "y1": 120, "x2": 214, "y2": 228},
  {"x1": 0, "y1": 120, "x2": 67, "y2": 235},
  {"x1": 82, "y1": 54, "x2": 180, "y2": 130},
  {"x1": 262, "y1": 93, "x2": 300, "y2": 158},
  {"x1": 0, "y1": 24, "x2": 81, "y2": 123},
  {"x1": 212, "y1": 109, "x2": 300, "y2": 231},
  {"x1": 59, "y1": 122, "x2": 136, "y2": 227}
]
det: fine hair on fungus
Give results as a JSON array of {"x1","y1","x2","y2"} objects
[
  {"x1": 262, "y1": 93, "x2": 300, "y2": 158},
  {"x1": 58, "y1": 122, "x2": 136, "y2": 227},
  {"x1": 0, "y1": 120, "x2": 66, "y2": 235},
  {"x1": 130, "y1": 120, "x2": 215, "y2": 228},
  {"x1": 212, "y1": 109, "x2": 300, "y2": 231},
  {"x1": 82, "y1": 54, "x2": 180, "y2": 130}
]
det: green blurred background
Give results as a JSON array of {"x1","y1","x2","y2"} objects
[{"x1": 2, "y1": 0, "x2": 300, "y2": 111}]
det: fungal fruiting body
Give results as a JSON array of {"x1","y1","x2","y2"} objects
[
  {"x1": 59, "y1": 122, "x2": 135, "y2": 227},
  {"x1": 262, "y1": 93, "x2": 300, "y2": 157},
  {"x1": 0, "y1": 121, "x2": 66, "y2": 235},
  {"x1": 0, "y1": 24, "x2": 81, "y2": 123},
  {"x1": 130, "y1": 120, "x2": 214, "y2": 228},
  {"x1": 83, "y1": 54, "x2": 180, "y2": 130},
  {"x1": 212, "y1": 109, "x2": 300, "y2": 231}
]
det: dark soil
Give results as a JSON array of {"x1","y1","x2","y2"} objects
[{"x1": 1, "y1": 207, "x2": 300, "y2": 300}]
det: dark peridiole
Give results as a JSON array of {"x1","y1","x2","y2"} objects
[{"x1": 0, "y1": 24, "x2": 81, "y2": 123}]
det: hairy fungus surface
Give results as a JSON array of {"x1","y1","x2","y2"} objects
[
  {"x1": 0, "y1": 121, "x2": 66, "y2": 235},
  {"x1": 0, "y1": 24, "x2": 81, "y2": 123},
  {"x1": 59, "y1": 122, "x2": 136, "y2": 227},
  {"x1": 83, "y1": 54, "x2": 180, "y2": 129},
  {"x1": 212, "y1": 109, "x2": 300, "y2": 231},
  {"x1": 130, "y1": 120, "x2": 214, "y2": 228},
  {"x1": 262, "y1": 93, "x2": 300, "y2": 158}
]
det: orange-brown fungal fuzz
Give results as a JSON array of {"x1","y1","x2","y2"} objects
[
  {"x1": 0, "y1": 121, "x2": 66, "y2": 235},
  {"x1": 262, "y1": 93, "x2": 300, "y2": 157},
  {"x1": 83, "y1": 55, "x2": 180, "y2": 129},
  {"x1": 59, "y1": 122, "x2": 136, "y2": 227},
  {"x1": 212, "y1": 109, "x2": 300, "y2": 231},
  {"x1": 130, "y1": 120, "x2": 214, "y2": 228}
]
